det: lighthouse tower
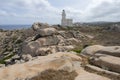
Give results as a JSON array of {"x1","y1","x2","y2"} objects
[
  {"x1": 61, "y1": 10, "x2": 73, "y2": 27},
  {"x1": 61, "y1": 10, "x2": 66, "y2": 26}
]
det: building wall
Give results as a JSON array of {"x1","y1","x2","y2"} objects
[
  {"x1": 61, "y1": 10, "x2": 73, "y2": 27},
  {"x1": 66, "y1": 19, "x2": 73, "y2": 27},
  {"x1": 61, "y1": 19, "x2": 73, "y2": 27}
]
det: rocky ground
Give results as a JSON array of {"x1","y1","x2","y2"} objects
[
  {"x1": 0, "y1": 22, "x2": 120, "y2": 80},
  {"x1": 0, "y1": 22, "x2": 91, "y2": 66}
]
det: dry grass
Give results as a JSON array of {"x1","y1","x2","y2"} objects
[{"x1": 30, "y1": 69, "x2": 78, "y2": 80}]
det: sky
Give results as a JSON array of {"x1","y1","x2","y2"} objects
[{"x1": 0, "y1": 0, "x2": 120, "y2": 24}]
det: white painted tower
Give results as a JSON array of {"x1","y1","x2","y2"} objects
[
  {"x1": 61, "y1": 10, "x2": 73, "y2": 27},
  {"x1": 61, "y1": 10, "x2": 66, "y2": 26}
]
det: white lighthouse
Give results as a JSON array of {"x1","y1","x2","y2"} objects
[{"x1": 61, "y1": 10, "x2": 73, "y2": 27}]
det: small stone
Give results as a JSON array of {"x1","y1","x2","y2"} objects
[
  {"x1": 22, "y1": 54, "x2": 32, "y2": 61},
  {"x1": 12, "y1": 55, "x2": 20, "y2": 60},
  {"x1": 20, "y1": 59, "x2": 25, "y2": 63},
  {"x1": 15, "y1": 60, "x2": 21, "y2": 64}
]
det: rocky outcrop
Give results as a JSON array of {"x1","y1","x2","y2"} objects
[
  {"x1": 81, "y1": 45, "x2": 120, "y2": 80},
  {"x1": 0, "y1": 52, "x2": 110, "y2": 80},
  {"x1": 81, "y1": 45, "x2": 104, "y2": 56},
  {"x1": 85, "y1": 64, "x2": 120, "y2": 80},
  {"x1": 32, "y1": 22, "x2": 49, "y2": 31},
  {"x1": 81, "y1": 45, "x2": 120, "y2": 57},
  {"x1": 38, "y1": 28, "x2": 58, "y2": 37},
  {"x1": 96, "y1": 46, "x2": 120, "y2": 57},
  {"x1": 0, "y1": 52, "x2": 81, "y2": 80},
  {"x1": 1, "y1": 23, "x2": 118, "y2": 80},
  {"x1": 1, "y1": 22, "x2": 88, "y2": 67},
  {"x1": 22, "y1": 23, "x2": 81, "y2": 57},
  {"x1": 89, "y1": 54, "x2": 120, "y2": 73},
  {"x1": 0, "y1": 28, "x2": 37, "y2": 66}
]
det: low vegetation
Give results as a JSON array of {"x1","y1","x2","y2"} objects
[
  {"x1": 72, "y1": 49, "x2": 82, "y2": 54},
  {"x1": 31, "y1": 69, "x2": 78, "y2": 80},
  {"x1": 0, "y1": 53, "x2": 15, "y2": 64}
]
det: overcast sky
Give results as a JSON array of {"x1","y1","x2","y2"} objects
[{"x1": 0, "y1": 0, "x2": 120, "y2": 24}]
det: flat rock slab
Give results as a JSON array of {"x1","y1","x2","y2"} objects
[
  {"x1": 85, "y1": 64, "x2": 120, "y2": 80},
  {"x1": 75, "y1": 68, "x2": 110, "y2": 80},
  {"x1": 81, "y1": 45, "x2": 120, "y2": 57},
  {"x1": 96, "y1": 46, "x2": 120, "y2": 57},
  {"x1": 90, "y1": 54, "x2": 120, "y2": 73}
]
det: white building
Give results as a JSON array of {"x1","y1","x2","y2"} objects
[{"x1": 61, "y1": 10, "x2": 73, "y2": 27}]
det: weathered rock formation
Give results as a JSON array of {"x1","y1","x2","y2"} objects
[
  {"x1": 0, "y1": 52, "x2": 110, "y2": 80},
  {"x1": 22, "y1": 23, "x2": 81, "y2": 57},
  {"x1": 1, "y1": 22, "x2": 97, "y2": 67},
  {"x1": 32, "y1": 22, "x2": 49, "y2": 31},
  {"x1": 81, "y1": 45, "x2": 120, "y2": 57},
  {"x1": 81, "y1": 45, "x2": 120, "y2": 80},
  {"x1": 1, "y1": 22, "x2": 92, "y2": 67},
  {"x1": 1, "y1": 23, "x2": 119, "y2": 80}
]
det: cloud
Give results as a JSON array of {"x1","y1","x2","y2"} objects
[
  {"x1": 0, "y1": 0, "x2": 61, "y2": 24},
  {"x1": 0, "y1": 0, "x2": 58, "y2": 17},
  {"x1": 0, "y1": 0, "x2": 120, "y2": 24},
  {"x1": 58, "y1": 0, "x2": 120, "y2": 22},
  {"x1": 0, "y1": 10, "x2": 8, "y2": 16},
  {"x1": 82, "y1": 0, "x2": 120, "y2": 21}
]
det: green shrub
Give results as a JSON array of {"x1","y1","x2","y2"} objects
[
  {"x1": 15, "y1": 39, "x2": 23, "y2": 44},
  {"x1": 0, "y1": 60, "x2": 6, "y2": 64},
  {"x1": 72, "y1": 49, "x2": 82, "y2": 54},
  {"x1": 3, "y1": 53, "x2": 15, "y2": 60},
  {"x1": 0, "y1": 53, "x2": 15, "y2": 64}
]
